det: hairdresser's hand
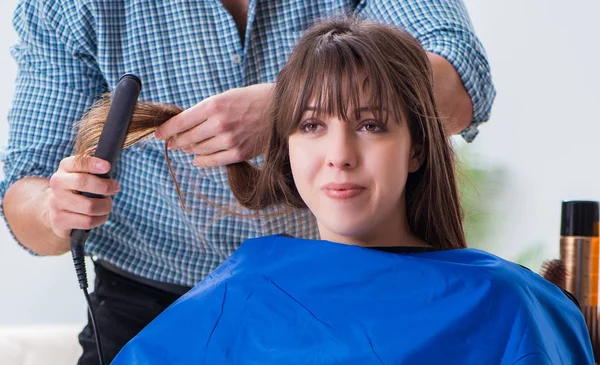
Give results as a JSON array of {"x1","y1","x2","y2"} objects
[
  {"x1": 154, "y1": 83, "x2": 273, "y2": 167},
  {"x1": 43, "y1": 156, "x2": 120, "y2": 239}
]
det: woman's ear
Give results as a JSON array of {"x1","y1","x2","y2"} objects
[{"x1": 408, "y1": 143, "x2": 425, "y2": 173}]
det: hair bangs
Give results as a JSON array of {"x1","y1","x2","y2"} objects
[{"x1": 283, "y1": 31, "x2": 405, "y2": 135}]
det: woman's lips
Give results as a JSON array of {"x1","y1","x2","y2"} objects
[{"x1": 321, "y1": 183, "x2": 366, "y2": 200}]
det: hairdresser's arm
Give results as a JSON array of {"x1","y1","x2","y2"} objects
[
  {"x1": 427, "y1": 52, "x2": 473, "y2": 135},
  {"x1": 3, "y1": 157, "x2": 119, "y2": 256},
  {"x1": 3, "y1": 178, "x2": 67, "y2": 255},
  {"x1": 1, "y1": 2, "x2": 110, "y2": 254},
  {"x1": 360, "y1": 0, "x2": 496, "y2": 142}
]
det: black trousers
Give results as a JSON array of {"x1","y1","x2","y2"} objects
[{"x1": 77, "y1": 264, "x2": 185, "y2": 365}]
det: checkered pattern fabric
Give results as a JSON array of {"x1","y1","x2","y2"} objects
[{"x1": 0, "y1": 0, "x2": 495, "y2": 286}]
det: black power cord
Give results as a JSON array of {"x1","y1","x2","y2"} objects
[{"x1": 71, "y1": 231, "x2": 105, "y2": 365}]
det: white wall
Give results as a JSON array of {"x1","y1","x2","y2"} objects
[
  {"x1": 461, "y1": 0, "x2": 600, "y2": 262},
  {"x1": 0, "y1": 0, "x2": 598, "y2": 325}
]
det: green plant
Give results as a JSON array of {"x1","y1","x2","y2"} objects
[
  {"x1": 456, "y1": 146, "x2": 505, "y2": 252},
  {"x1": 456, "y1": 145, "x2": 549, "y2": 272}
]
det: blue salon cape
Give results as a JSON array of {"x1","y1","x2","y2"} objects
[{"x1": 112, "y1": 235, "x2": 593, "y2": 364}]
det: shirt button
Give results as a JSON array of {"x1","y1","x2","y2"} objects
[{"x1": 231, "y1": 54, "x2": 242, "y2": 64}]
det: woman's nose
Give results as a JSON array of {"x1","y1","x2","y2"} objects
[{"x1": 325, "y1": 128, "x2": 358, "y2": 169}]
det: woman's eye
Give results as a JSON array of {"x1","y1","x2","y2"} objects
[
  {"x1": 300, "y1": 120, "x2": 322, "y2": 133},
  {"x1": 360, "y1": 120, "x2": 385, "y2": 133}
]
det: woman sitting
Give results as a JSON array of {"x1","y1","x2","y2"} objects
[{"x1": 80, "y1": 17, "x2": 592, "y2": 365}]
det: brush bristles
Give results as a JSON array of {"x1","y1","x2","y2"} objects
[{"x1": 539, "y1": 259, "x2": 567, "y2": 290}]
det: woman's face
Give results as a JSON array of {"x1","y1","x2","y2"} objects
[{"x1": 288, "y1": 100, "x2": 420, "y2": 246}]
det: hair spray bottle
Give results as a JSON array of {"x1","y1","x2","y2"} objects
[{"x1": 559, "y1": 200, "x2": 599, "y2": 359}]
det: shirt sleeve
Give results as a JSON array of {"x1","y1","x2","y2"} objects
[
  {"x1": 358, "y1": 0, "x2": 496, "y2": 142},
  {"x1": 0, "y1": 0, "x2": 107, "y2": 246}
]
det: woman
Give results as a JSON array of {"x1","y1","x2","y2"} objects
[{"x1": 79, "y1": 17, "x2": 592, "y2": 365}]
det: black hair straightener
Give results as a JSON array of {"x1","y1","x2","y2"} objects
[{"x1": 70, "y1": 74, "x2": 141, "y2": 365}]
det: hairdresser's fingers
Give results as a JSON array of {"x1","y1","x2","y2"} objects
[
  {"x1": 52, "y1": 189, "x2": 114, "y2": 217},
  {"x1": 59, "y1": 155, "x2": 111, "y2": 174},
  {"x1": 47, "y1": 190, "x2": 113, "y2": 238},
  {"x1": 154, "y1": 98, "x2": 213, "y2": 140},
  {"x1": 182, "y1": 132, "x2": 239, "y2": 156},
  {"x1": 192, "y1": 147, "x2": 247, "y2": 168},
  {"x1": 47, "y1": 207, "x2": 111, "y2": 238},
  {"x1": 167, "y1": 117, "x2": 216, "y2": 150},
  {"x1": 50, "y1": 171, "x2": 120, "y2": 197}
]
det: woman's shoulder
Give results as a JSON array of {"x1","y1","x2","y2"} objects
[{"x1": 416, "y1": 248, "x2": 579, "y2": 307}]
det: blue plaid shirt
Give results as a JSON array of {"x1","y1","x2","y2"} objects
[{"x1": 1, "y1": 0, "x2": 495, "y2": 287}]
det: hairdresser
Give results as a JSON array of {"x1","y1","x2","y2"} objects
[{"x1": 0, "y1": 1, "x2": 495, "y2": 364}]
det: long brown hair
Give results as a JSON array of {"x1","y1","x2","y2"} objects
[
  {"x1": 74, "y1": 17, "x2": 466, "y2": 249},
  {"x1": 228, "y1": 17, "x2": 466, "y2": 249},
  {"x1": 74, "y1": 97, "x2": 188, "y2": 207}
]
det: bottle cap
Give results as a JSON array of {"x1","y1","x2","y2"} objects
[{"x1": 561, "y1": 200, "x2": 599, "y2": 237}]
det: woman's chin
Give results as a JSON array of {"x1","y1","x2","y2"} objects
[{"x1": 317, "y1": 219, "x2": 373, "y2": 245}]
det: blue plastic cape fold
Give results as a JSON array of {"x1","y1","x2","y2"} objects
[{"x1": 112, "y1": 235, "x2": 593, "y2": 364}]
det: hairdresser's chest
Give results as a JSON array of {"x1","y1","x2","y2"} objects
[{"x1": 93, "y1": 1, "x2": 359, "y2": 109}]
